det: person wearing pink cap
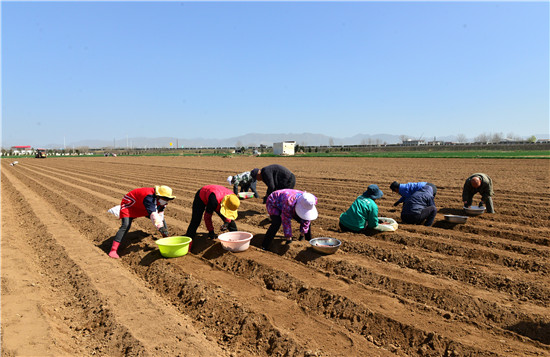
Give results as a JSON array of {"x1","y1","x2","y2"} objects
[
  {"x1": 462, "y1": 173, "x2": 494, "y2": 213},
  {"x1": 261, "y1": 189, "x2": 318, "y2": 251}
]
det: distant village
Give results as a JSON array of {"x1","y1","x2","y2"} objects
[{"x1": 3, "y1": 137, "x2": 549, "y2": 158}]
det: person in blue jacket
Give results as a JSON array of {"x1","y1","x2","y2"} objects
[
  {"x1": 339, "y1": 184, "x2": 384, "y2": 233},
  {"x1": 390, "y1": 181, "x2": 437, "y2": 207},
  {"x1": 400, "y1": 184, "x2": 437, "y2": 226}
]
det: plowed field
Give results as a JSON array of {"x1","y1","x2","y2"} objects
[{"x1": 2, "y1": 156, "x2": 549, "y2": 357}]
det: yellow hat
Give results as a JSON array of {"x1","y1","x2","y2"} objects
[
  {"x1": 155, "y1": 185, "x2": 176, "y2": 199},
  {"x1": 220, "y1": 194, "x2": 240, "y2": 220}
]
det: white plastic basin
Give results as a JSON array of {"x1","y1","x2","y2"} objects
[
  {"x1": 238, "y1": 192, "x2": 254, "y2": 199},
  {"x1": 217, "y1": 231, "x2": 254, "y2": 252}
]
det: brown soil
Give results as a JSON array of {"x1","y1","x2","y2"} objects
[{"x1": 2, "y1": 156, "x2": 549, "y2": 357}]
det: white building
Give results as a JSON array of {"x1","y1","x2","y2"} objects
[
  {"x1": 273, "y1": 141, "x2": 296, "y2": 155},
  {"x1": 11, "y1": 145, "x2": 33, "y2": 155},
  {"x1": 402, "y1": 139, "x2": 426, "y2": 146}
]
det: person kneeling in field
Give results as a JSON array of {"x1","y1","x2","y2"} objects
[
  {"x1": 262, "y1": 189, "x2": 318, "y2": 251},
  {"x1": 400, "y1": 184, "x2": 437, "y2": 226},
  {"x1": 185, "y1": 185, "x2": 240, "y2": 240},
  {"x1": 109, "y1": 185, "x2": 175, "y2": 259},
  {"x1": 339, "y1": 184, "x2": 384, "y2": 233},
  {"x1": 462, "y1": 173, "x2": 494, "y2": 213},
  {"x1": 389, "y1": 181, "x2": 437, "y2": 207},
  {"x1": 227, "y1": 171, "x2": 259, "y2": 198}
]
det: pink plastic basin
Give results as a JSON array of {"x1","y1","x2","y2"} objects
[{"x1": 217, "y1": 231, "x2": 253, "y2": 252}]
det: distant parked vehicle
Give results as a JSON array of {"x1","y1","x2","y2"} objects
[{"x1": 35, "y1": 148, "x2": 47, "y2": 158}]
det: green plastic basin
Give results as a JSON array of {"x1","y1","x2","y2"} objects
[{"x1": 155, "y1": 236, "x2": 192, "y2": 258}]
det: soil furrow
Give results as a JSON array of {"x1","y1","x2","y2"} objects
[{"x1": 3, "y1": 156, "x2": 549, "y2": 357}]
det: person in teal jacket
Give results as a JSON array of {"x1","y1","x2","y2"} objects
[{"x1": 339, "y1": 184, "x2": 384, "y2": 233}]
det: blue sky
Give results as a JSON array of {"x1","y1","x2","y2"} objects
[{"x1": 2, "y1": 1, "x2": 548, "y2": 148}]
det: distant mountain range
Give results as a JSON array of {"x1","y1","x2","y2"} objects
[
  {"x1": 51, "y1": 133, "x2": 446, "y2": 149},
  {"x1": 48, "y1": 132, "x2": 549, "y2": 149}
]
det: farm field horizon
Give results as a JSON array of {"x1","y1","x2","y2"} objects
[{"x1": 1, "y1": 156, "x2": 549, "y2": 356}]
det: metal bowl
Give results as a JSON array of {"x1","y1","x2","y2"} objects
[
  {"x1": 444, "y1": 215, "x2": 468, "y2": 224},
  {"x1": 309, "y1": 237, "x2": 342, "y2": 255},
  {"x1": 463, "y1": 206, "x2": 486, "y2": 216}
]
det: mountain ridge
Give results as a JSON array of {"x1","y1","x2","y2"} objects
[{"x1": 43, "y1": 132, "x2": 549, "y2": 149}]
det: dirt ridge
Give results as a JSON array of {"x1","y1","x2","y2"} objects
[{"x1": 2, "y1": 156, "x2": 549, "y2": 357}]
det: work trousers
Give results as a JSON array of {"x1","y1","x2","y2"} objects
[
  {"x1": 240, "y1": 181, "x2": 259, "y2": 198},
  {"x1": 339, "y1": 221, "x2": 363, "y2": 233},
  {"x1": 464, "y1": 195, "x2": 494, "y2": 213},
  {"x1": 262, "y1": 215, "x2": 311, "y2": 250},
  {"x1": 401, "y1": 206, "x2": 437, "y2": 226},
  {"x1": 114, "y1": 215, "x2": 167, "y2": 243},
  {"x1": 185, "y1": 190, "x2": 237, "y2": 238},
  {"x1": 114, "y1": 217, "x2": 133, "y2": 243}
]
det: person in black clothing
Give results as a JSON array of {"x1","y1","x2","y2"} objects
[{"x1": 251, "y1": 164, "x2": 296, "y2": 203}]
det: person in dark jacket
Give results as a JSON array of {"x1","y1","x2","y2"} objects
[
  {"x1": 390, "y1": 181, "x2": 437, "y2": 206},
  {"x1": 462, "y1": 173, "x2": 494, "y2": 213},
  {"x1": 401, "y1": 184, "x2": 437, "y2": 226},
  {"x1": 185, "y1": 185, "x2": 240, "y2": 240},
  {"x1": 251, "y1": 164, "x2": 296, "y2": 203}
]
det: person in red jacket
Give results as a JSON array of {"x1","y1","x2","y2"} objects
[
  {"x1": 109, "y1": 185, "x2": 176, "y2": 259},
  {"x1": 185, "y1": 185, "x2": 240, "y2": 239}
]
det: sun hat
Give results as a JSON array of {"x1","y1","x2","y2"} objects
[
  {"x1": 227, "y1": 176, "x2": 233, "y2": 185},
  {"x1": 390, "y1": 181, "x2": 400, "y2": 192},
  {"x1": 155, "y1": 185, "x2": 176, "y2": 199},
  {"x1": 295, "y1": 192, "x2": 318, "y2": 221},
  {"x1": 220, "y1": 194, "x2": 240, "y2": 220},
  {"x1": 363, "y1": 184, "x2": 383, "y2": 200}
]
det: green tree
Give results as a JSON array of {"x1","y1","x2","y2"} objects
[{"x1": 527, "y1": 135, "x2": 537, "y2": 143}]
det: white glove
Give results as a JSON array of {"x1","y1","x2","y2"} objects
[{"x1": 150, "y1": 212, "x2": 164, "y2": 229}]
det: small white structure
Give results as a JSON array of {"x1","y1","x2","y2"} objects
[
  {"x1": 273, "y1": 141, "x2": 296, "y2": 156},
  {"x1": 11, "y1": 146, "x2": 33, "y2": 155},
  {"x1": 402, "y1": 139, "x2": 426, "y2": 146}
]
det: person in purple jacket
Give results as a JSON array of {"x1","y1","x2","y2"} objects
[
  {"x1": 261, "y1": 189, "x2": 318, "y2": 251},
  {"x1": 390, "y1": 181, "x2": 437, "y2": 207}
]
